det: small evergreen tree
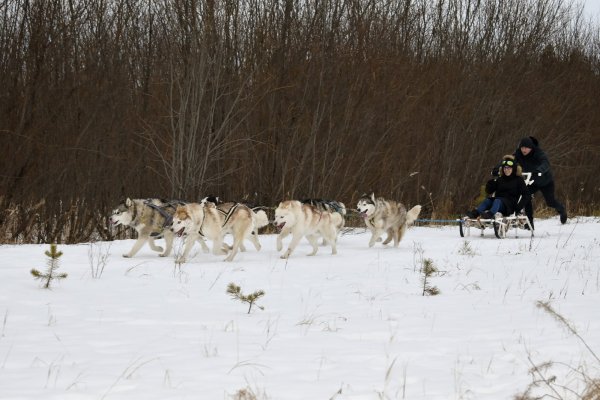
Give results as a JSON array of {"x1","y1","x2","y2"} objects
[
  {"x1": 31, "y1": 244, "x2": 68, "y2": 289},
  {"x1": 226, "y1": 283, "x2": 265, "y2": 314},
  {"x1": 421, "y1": 258, "x2": 440, "y2": 296}
]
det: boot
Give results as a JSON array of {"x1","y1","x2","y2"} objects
[
  {"x1": 560, "y1": 209, "x2": 568, "y2": 224},
  {"x1": 481, "y1": 211, "x2": 493, "y2": 219},
  {"x1": 466, "y1": 209, "x2": 479, "y2": 219}
]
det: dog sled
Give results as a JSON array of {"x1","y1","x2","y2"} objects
[
  {"x1": 458, "y1": 213, "x2": 533, "y2": 239},
  {"x1": 459, "y1": 170, "x2": 537, "y2": 239}
]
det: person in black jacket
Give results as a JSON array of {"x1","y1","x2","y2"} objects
[
  {"x1": 514, "y1": 136, "x2": 567, "y2": 229},
  {"x1": 467, "y1": 155, "x2": 530, "y2": 220}
]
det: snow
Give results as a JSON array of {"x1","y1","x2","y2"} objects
[{"x1": 0, "y1": 217, "x2": 599, "y2": 399}]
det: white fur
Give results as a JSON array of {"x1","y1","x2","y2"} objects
[
  {"x1": 171, "y1": 202, "x2": 255, "y2": 263},
  {"x1": 274, "y1": 200, "x2": 338, "y2": 259}
]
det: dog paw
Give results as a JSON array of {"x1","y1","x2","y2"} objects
[
  {"x1": 175, "y1": 257, "x2": 186, "y2": 264},
  {"x1": 123, "y1": 253, "x2": 132, "y2": 258},
  {"x1": 154, "y1": 246, "x2": 164, "y2": 253}
]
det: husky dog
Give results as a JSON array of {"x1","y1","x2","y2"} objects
[
  {"x1": 356, "y1": 193, "x2": 421, "y2": 248},
  {"x1": 110, "y1": 198, "x2": 196, "y2": 258},
  {"x1": 301, "y1": 198, "x2": 347, "y2": 231},
  {"x1": 171, "y1": 202, "x2": 256, "y2": 262},
  {"x1": 274, "y1": 200, "x2": 340, "y2": 259},
  {"x1": 201, "y1": 196, "x2": 269, "y2": 251}
]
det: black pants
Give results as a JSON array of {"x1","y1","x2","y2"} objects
[{"x1": 524, "y1": 181, "x2": 565, "y2": 228}]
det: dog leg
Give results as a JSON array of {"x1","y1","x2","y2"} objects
[
  {"x1": 321, "y1": 224, "x2": 338, "y2": 255},
  {"x1": 197, "y1": 236, "x2": 210, "y2": 253},
  {"x1": 327, "y1": 230, "x2": 338, "y2": 255},
  {"x1": 329, "y1": 236, "x2": 337, "y2": 255},
  {"x1": 176, "y1": 233, "x2": 197, "y2": 263},
  {"x1": 148, "y1": 237, "x2": 164, "y2": 253},
  {"x1": 276, "y1": 230, "x2": 290, "y2": 252},
  {"x1": 160, "y1": 231, "x2": 174, "y2": 257},
  {"x1": 224, "y1": 237, "x2": 242, "y2": 262},
  {"x1": 249, "y1": 231, "x2": 262, "y2": 251},
  {"x1": 281, "y1": 233, "x2": 302, "y2": 259},
  {"x1": 396, "y1": 225, "x2": 408, "y2": 246},
  {"x1": 306, "y1": 234, "x2": 319, "y2": 256},
  {"x1": 212, "y1": 236, "x2": 228, "y2": 256},
  {"x1": 382, "y1": 229, "x2": 394, "y2": 245},
  {"x1": 368, "y1": 229, "x2": 383, "y2": 247},
  {"x1": 123, "y1": 236, "x2": 148, "y2": 258}
]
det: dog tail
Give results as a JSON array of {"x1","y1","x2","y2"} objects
[
  {"x1": 406, "y1": 205, "x2": 422, "y2": 226},
  {"x1": 253, "y1": 209, "x2": 269, "y2": 230}
]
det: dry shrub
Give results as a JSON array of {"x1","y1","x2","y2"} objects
[{"x1": 1, "y1": 0, "x2": 599, "y2": 243}]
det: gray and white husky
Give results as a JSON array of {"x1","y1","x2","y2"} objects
[
  {"x1": 110, "y1": 198, "x2": 197, "y2": 258},
  {"x1": 356, "y1": 193, "x2": 421, "y2": 248}
]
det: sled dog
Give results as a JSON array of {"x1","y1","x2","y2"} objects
[
  {"x1": 274, "y1": 200, "x2": 340, "y2": 259},
  {"x1": 356, "y1": 193, "x2": 421, "y2": 248},
  {"x1": 171, "y1": 202, "x2": 256, "y2": 262},
  {"x1": 301, "y1": 198, "x2": 347, "y2": 231},
  {"x1": 201, "y1": 196, "x2": 269, "y2": 251},
  {"x1": 110, "y1": 198, "x2": 194, "y2": 258}
]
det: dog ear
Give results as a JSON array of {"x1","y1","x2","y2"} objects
[
  {"x1": 370, "y1": 193, "x2": 376, "y2": 203},
  {"x1": 126, "y1": 198, "x2": 133, "y2": 207}
]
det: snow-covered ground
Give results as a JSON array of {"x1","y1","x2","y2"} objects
[{"x1": 0, "y1": 217, "x2": 598, "y2": 400}]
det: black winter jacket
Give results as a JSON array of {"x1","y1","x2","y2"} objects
[
  {"x1": 513, "y1": 144, "x2": 553, "y2": 188},
  {"x1": 485, "y1": 174, "x2": 531, "y2": 215}
]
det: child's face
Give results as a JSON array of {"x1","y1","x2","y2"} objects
[
  {"x1": 503, "y1": 166, "x2": 513, "y2": 175},
  {"x1": 520, "y1": 146, "x2": 532, "y2": 156}
]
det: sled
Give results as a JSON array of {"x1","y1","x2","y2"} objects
[{"x1": 458, "y1": 213, "x2": 533, "y2": 239}]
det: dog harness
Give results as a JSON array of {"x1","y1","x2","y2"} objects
[
  {"x1": 196, "y1": 202, "x2": 241, "y2": 237},
  {"x1": 143, "y1": 199, "x2": 186, "y2": 233},
  {"x1": 219, "y1": 203, "x2": 241, "y2": 227}
]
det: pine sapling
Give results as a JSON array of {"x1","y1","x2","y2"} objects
[
  {"x1": 31, "y1": 244, "x2": 68, "y2": 289},
  {"x1": 226, "y1": 283, "x2": 265, "y2": 314},
  {"x1": 421, "y1": 258, "x2": 440, "y2": 296}
]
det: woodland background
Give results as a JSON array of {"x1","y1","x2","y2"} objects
[{"x1": 1, "y1": 0, "x2": 599, "y2": 243}]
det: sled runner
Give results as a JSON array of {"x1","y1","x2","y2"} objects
[{"x1": 458, "y1": 213, "x2": 533, "y2": 239}]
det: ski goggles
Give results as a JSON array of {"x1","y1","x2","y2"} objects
[{"x1": 502, "y1": 160, "x2": 515, "y2": 167}]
